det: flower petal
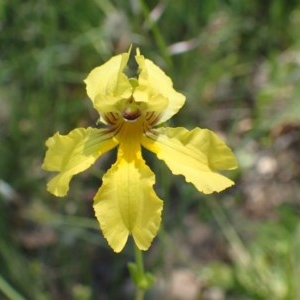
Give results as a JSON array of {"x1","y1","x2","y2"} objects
[
  {"x1": 93, "y1": 150, "x2": 163, "y2": 253},
  {"x1": 134, "y1": 49, "x2": 185, "y2": 123},
  {"x1": 42, "y1": 128, "x2": 118, "y2": 197},
  {"x1": 84, "y1": 49, "x2": 133, "y2": 116},
  {"x1": 142, "y1": 127, "x2": 238, "y2": 194}
]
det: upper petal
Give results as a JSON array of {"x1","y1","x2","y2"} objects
[
  {"x1": 42, "y1": 127, "x2": 118, "y2": 197},
  {"x1": 84, "y1": 49, "x2": 133, "y2": 116},
  {"x1": 93, "y1": 143, "x2": 163, "y2": 253},
  {"x1": 142, "y1": 127, "x2": 238, "y2": 194},
  {"x1": 134, "y1": 49, "x2": 185, "y2": 123}
]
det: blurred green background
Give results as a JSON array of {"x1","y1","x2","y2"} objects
[{"x1": 1, "y1": 0, "x2": 300, "y2": 299}]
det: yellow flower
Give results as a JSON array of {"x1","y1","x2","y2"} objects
[{"x1": 42, "y1": 47, "x2": 237, "y2": 253}]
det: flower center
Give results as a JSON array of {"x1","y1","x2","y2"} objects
[{"x1": 122, "y1": 99, "x2": 141, "y2": 122}]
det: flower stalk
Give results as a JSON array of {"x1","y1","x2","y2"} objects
[{"x1": 128, "y1": 244, "x2": 155, "y2": 300}]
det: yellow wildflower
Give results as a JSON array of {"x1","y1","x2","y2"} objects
[{"x1": 42, "y1": 47, "x2": 237, "y2": 253}]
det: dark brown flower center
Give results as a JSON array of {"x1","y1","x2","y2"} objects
[{"x1": 122, "y1": 101, "x2": 141, "y2": 122}]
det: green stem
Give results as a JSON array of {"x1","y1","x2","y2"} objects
[
  {"x1": 134, "y1": 245, "x2": 145, "y2": 300},
  {"x1": 135, "y1": 288, "x2": 145, "y2": 300},
  {"x1": 128, "y1": 243, "x2": 155, "y2": 299},
  {"x1": 135, "y1": 244, "x2": 145, "y2": 276}
]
